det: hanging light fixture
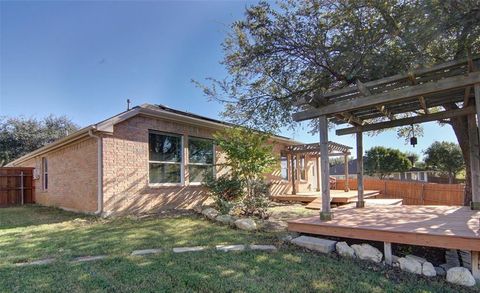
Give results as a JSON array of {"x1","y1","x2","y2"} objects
[{"x1": 410, "y1": 124, "x2": 417, "y2": 147}]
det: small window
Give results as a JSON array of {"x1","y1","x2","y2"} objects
[
  {"x1": 188, "y1": 137, "x2": 214, "y2": 183},
  {"x1": 280, "y1": 156, "x2": 288, "y2": 180},
  {"x1": 42, "y1": 157, "x2": 48, "y2": 190},
  {"x1": 300, "y1": 155, "x2": 306, "y2": 180},
  {"x1": 149, "y1": 132, "x2": 183, "y2": 184}
]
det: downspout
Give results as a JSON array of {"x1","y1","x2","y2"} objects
[{"x1": 88, "y1": 129, "x2": 103, "y2": 216}]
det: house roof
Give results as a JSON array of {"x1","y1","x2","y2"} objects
[{"x1": 7, "y1": 103, "x2": 299, "y2": 166}]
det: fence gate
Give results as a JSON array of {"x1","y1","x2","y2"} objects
[{"x1": 0, "y1": 167, "x2": 35, "y2": 206}]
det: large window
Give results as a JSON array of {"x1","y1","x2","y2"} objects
[
  {"x1": 280, "y1": 155, "x2": 288, "y2": 180},
  {"x1": 42, "y1": 157, "x2": 48, "y2": 190},
  {"x1": 188, "y1": 137, "x2": 214, "y2": 183},
  {"x1": 149, "y1": 132, "x2": 183, "y2": 184}
]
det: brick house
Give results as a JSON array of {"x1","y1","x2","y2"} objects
[{"x1": 7, "y1": 104, "x2": 336, "y2": 216}]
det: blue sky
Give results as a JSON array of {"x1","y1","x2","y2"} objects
[{"x1": 0, "y1": 1, "x2": 457, "y2": 159}]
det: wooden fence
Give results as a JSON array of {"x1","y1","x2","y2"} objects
[
  {"x1": 0, "y1": 167, "x2": 35, "y2": 206},
  {"x1": 335, "y1": 178, "x2": 464, "y2": 205}
]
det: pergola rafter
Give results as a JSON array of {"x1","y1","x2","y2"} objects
[{"x1": 292, "y1": 56, "x2": 480, "y2": 223}]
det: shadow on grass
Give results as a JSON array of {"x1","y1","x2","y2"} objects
[{"x1": 0, "y1": 205, "x2": 90, "y2": 230}]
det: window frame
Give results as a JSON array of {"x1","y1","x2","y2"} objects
[
  {"x1": 148, "y1": 130, "x2": 185, "y2": 187},
  {"x1": 187, "y1": 136, "x2": 215, "y2": 185},
  {"x1": 42, "y1": 157, "x2": 48, "y2": 191}
]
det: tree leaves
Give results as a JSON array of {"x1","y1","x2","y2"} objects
[{"x1": 0, "y1": 115, "x2": 79, "y2": 166}]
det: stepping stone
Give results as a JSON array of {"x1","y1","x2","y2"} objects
[
  {"x1": 15, "y1": 258, "x2": 55, "y2": 267},
  {"x1": 173, "y1": 246, "x2": 206, "y2": 253},
  {"x1": 72, "y1": 255, "x2": 107, "y2": 263},
  {"x1": 131, "y1": 248, "x2": 162, "y2": 256},
  {"x1": 291, "y1": 236, "x2": 336, "y2": 253},
  {"x1": 216, "y1": 245, "x2": 245, "y2": 252},
  {"x1": 249, "y1": 244, "x2": 277, "y2": 251}
]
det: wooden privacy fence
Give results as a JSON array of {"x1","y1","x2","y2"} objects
[
  {"x1": 335, "y1": 178, "x2": 464, "y2": 205},
  {"x1": 0, "y1": 167, "x2": 35, "y2": 206}
]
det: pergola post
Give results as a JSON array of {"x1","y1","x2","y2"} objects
[
  {"x1": 473, "y1": 84, "x2": 480, "y2": 210},
  {"x1": 290, "y1": 154, "x2": 296, "y2": 195},
  {"x1": 316, "y1": 156, "x2": 321, "y2": 192},
  {"x1": 344, "y1": 153, "x2": 350, "y2": 192},
  {"x1": 319, "y1": 115, "x2": 333, "y2": 220},
  {"x1": 356, "y1": 131, "x2": 365, "y2": 208}
]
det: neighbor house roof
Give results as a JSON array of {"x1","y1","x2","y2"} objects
[{"x1": 7, "y1": 103, "x2": 299, "y2": 166}]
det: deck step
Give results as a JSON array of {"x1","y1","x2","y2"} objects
[{"x1": 291, "y1": 236, "x2": 337, "y2": 253}]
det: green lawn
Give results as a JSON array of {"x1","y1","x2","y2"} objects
[{"x1": 0, "y1": 205, "x2": 476, "y2": 292}]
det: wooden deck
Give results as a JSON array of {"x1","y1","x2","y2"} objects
[
  {"x1": 288, "y1": 205, "x2": 480, "y2": 251},
  {"x1": 306, "y1": 198, "x2": 403, "y2": 209},
  {"x1": 271, "y1": 190, "x2": 381, "y2": 204}
]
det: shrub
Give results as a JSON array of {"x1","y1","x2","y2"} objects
[
  {"x1": 204, "y1": 174, "x2": 244, "y2": 214},
  {"x1": 236, "y1": 180, "x2": 271, "y2": 219}
]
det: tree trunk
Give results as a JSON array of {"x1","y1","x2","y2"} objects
[{"x1": 446, "y1": 110, "x2": 471, "y2": 205}]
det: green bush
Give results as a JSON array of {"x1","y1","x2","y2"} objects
[
  {"x1": 204, "y1": 174, "x2": 244, "y2": 214},
  {"x1": 236, "y1": 180, "x2": 271, "y2": 219}
]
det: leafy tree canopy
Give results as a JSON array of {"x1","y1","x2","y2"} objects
[
  {"x1": 0, "y1": 115, "x2": 79, "y2": 166},
  {"x1": 364, "y1": 146, "x2": 412, "y2": 179},
  {"x1": 197, "y1": 0, "x2": 480, "y2": 133},
  {"x1": 424, "y1": 141, "x2": 465, "y2": 183},
  {"x1": 213, "y1": 127, "x2": 277, "y2": 181}
]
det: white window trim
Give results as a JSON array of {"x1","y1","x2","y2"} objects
[
  {"x1": 187, "y1": 137, "x2": 216, "y2": 185},
  {"x1": 147, "y1": 131, "x2": 185, "y2": 187}
]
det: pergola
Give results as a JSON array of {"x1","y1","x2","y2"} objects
[
  {"x1": 284, "y1": 141, "x2": 351, "y2": 195},
  {"x1": 293, "y1": 56, "x2": 480, "y2": 220}
]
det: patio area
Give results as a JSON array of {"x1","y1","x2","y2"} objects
[{"x1": 271, "y1": 189, "x2": 381, "y2": 204}]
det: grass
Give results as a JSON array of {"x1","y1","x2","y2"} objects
[{"x1": 0, "y1": 205, "x2": 477, "y2": 292}]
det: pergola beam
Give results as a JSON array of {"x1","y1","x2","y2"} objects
[
  {"x1": 293, "y1": 71, "x2": 480, "y2": 121},
  {"x1": 358, "y1": 80, "x2": 394, "y2": 120},
  {"x1": 336, "y1": 106, "x2": 476, "y2": 135}
]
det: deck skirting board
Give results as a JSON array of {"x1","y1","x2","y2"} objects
[{"x1": 287, "y1": 222, "x2": 480, "y2": 251}]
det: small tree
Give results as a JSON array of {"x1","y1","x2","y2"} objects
[
  {"x1": 0, "y1": 115, "x2": 79, "y2": 166},
  {"x1": 365, "y1": 147, "x2": 412, "y2": 179},
  {"x1": 424, "y1": 141, "x2": 465, "y2": 184},
  {"x1": 213, "y1": 127, "x2": 277, "y2": 217}
]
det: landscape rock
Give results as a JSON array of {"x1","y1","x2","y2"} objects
[
  {"x1": 440, "y1": 263, "x2": 455, "y2": 271},
  {"x1": 405, "y1": 255, "x2": 428, "y2": 264},
  {"x1": 422, "y1": 261, "x2": 436, "y2": 277},
  {"x1": 216, "y1": 245, "x2": 245, "y2": 252},
  {"x1": 446, "y1": 267, "x2": 476, "y2": 287},
  {"x1": 398, "y1": 257, "x2": 422, "y2": 274},
  {"x1": 72, "y1": 255, "x2": 107, "y2": 263},
  {"x1": 291, "y1": 236, "x2": 336, "y2": 253},
  {"x1": 131, "y1": 248, "x2": 162, "y2": 256},
  {"x1": 202, "y1": 208, "x2": 219, "y2": 220},
  {"x1": 215, "y1": 214, "x2": 235, "y2": 225},
  {"x1": 15, "y1": 258, "x2": 55, "y2": 266},
  {"x1": 351, "y1": 244, "x2": 383, "y2": 263},
  {"x1": 434, "y1": 266, "x2": 446, "y2": 277},
  {"x1": 279, "y1": 232, "x2": 300, "y2": 242},
  {"x1": 173, "y1": 246, "x2": 206, "y2": 253},
  {"x1": 193, "y1": 205, "x2": 203, "y2": 214},
  {"x1": 234, "y1": 218, "x2": 257, "y2": 231},
  {"x1": 335, "y1": 242, "x2": 355, "y2": 258},
  {"x1": 249, "y1": 244, "x2": 277, "y2": 251}
]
